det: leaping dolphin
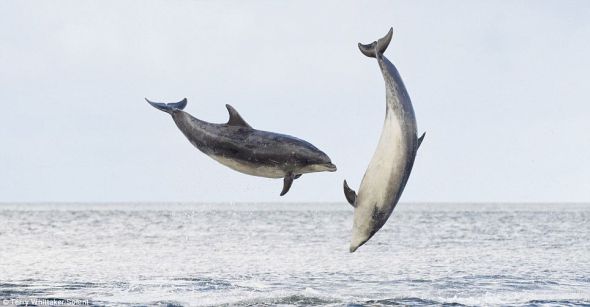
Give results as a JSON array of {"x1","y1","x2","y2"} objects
[
  {"x1": 344, "y1": 28, "x2": 425, "y2": 252},
  {"x1": 147, "y1": 98, "x2": 337, "y2": 196}
]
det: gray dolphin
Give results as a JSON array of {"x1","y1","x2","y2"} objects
[
  {"x1": 146, "y1": 98, "x2": 337, "y2": 196},
  {"x1": 343, "y1": 28, "x2": 425, "y2": 252}
]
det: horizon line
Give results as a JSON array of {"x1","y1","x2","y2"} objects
[{"x1": 1, "y1": 201, "x2": 588, "y2": 205}]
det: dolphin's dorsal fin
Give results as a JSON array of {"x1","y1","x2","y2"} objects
[
  {"x1": 417, "y1": 132, "x2": 426, "y2": 149},
  {"x1": 225, "y1": 104, "x2": 252, "y2": 128},
  {"x1": 343, "y1": 180, "x2": 357, "y2": 207}
]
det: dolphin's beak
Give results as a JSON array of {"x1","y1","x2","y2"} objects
[
  {"x1": 349, "y1": 239, "x2": 368, "y2": 253},
  {"x1": 324, "y1": 162, "x2": 337, "y2": 172},
  {"x1": 350, "y1": 229, "x2": 374, "y2": 253}
]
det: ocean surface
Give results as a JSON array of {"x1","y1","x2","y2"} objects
[{"x1": 0, "y1": 202, "x2": 588, "y2": 306}]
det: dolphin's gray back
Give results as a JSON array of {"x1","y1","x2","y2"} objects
[
  {"x1": 380, "y1": 56, "x2": 417, "y2": 131},
  {"x1": 171, "y1": 111, "x2": 324, "y2": 168}
]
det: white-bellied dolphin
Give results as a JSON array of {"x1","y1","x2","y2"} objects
[
  {"x1": 343, "y1": 28, "x2": 425, "y2": 252},
  {"x1": 146, "y1": 98, "x2": 336, "y2": 196}
]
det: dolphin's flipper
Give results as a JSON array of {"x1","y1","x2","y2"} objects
[
  {"x1": 280, "y1": 173, "x2": 296, "y2": 196},
  {"x1": 225, "y1": 104, "x2": 252, "y2": 128},
  {"x1": 343, "y1": 180, "x2": 357, "y2": 207},
  {"x1": 417, "y1": 132, "x2": 426, "y2": 149},
  {"x1": 358, "y1": 27, "x2": 393, "y2": 58},
  {"x1": 146, "y1": 98, "x2": 187, "y2": 113}
]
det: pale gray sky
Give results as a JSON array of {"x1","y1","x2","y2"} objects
[{"x1": 1, "y1": 1, "x2": 589, "y2": 203}]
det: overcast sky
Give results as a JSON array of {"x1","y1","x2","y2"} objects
[{"x1": 1, "y1": 1, "x2": 589, "y2": 203}]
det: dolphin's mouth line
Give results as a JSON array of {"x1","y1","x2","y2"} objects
[{"x1": 324, "y1": 162, "x2": 337, "y2": 172}]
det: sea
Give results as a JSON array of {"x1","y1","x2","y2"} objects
[{"x1": 0, "y1": 202, "x2": 588, "y2": 306}]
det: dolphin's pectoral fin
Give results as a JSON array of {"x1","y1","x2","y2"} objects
[
  {"x1": 417, "y1": 132, "x2": 426, "y2": 149},
  {"x1": 294, "y1": 174, "x2": 302, "y2": 179},
  {"x1": 225, "y1": 104, "x2": 252, "y2": 128},
  {"x1": 343, "y1": 180, "x2": 357, "y2": 207},
  {"x1": 280, "y1": 173, "x2": 295, "y2": 196}
]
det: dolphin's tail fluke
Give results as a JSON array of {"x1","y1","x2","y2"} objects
[
  {"x1": 358, "y1": 27, "x2": 393, "y2": 58},
  {"x1": 145, "y1": 98, "x2": 187, "y2": 114}
]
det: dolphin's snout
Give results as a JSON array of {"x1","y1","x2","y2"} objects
[
  {"x1": 349, "y1": 226, "x2": 373, "y2": 253},
  {"x1": 349, "y1": 238, "x2": 367, "y2": 253},
  {"x1": 325, "y1": 162, "x2": 337, "y2": 172}
]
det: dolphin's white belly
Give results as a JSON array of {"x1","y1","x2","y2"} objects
[
  {"x1": 356, "y1": 110, "x2": 410, "y2": 215},
  {"x1": 208, "y1": 155, "x2": 286, "y2": 178}
]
